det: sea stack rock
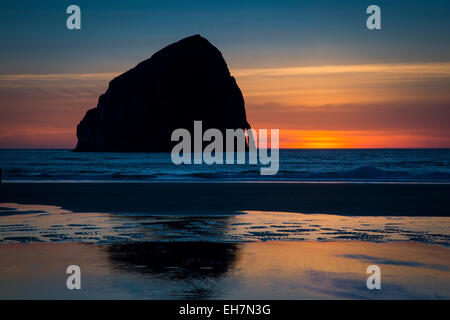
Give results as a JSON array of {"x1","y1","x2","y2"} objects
[{"x1": 74, "y1": 34, "x2": 251, "y2": 152}]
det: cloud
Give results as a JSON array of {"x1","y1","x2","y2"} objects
[
  {"x1": 0, "y1": 62, "x2": 449, "y2": 148},
  {"x1": 233, "y1": 62, "x2": 450, "y2": 78},
  {"x1": 247, "y1": 102, "x2": 450, "y2": 132},
  {"x1": 0, "y1": 73, "x2": 118, "y2": 83},
  {"x1": 233, "y1": 62, "x2": 450, "y2": 106}
]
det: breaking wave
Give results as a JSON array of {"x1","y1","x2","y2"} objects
[{"x1": 1, "y1": 149, "x2": 449, "y2": 182}]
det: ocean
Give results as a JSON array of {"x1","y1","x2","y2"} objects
[
  {"x1": 1, "y1": 149, "x2": 450, "y2": 299},
  {"x1": 0, "y1": 148, "x2": 449, "y2": 182}
]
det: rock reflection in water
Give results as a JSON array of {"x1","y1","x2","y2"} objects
[{"x1": 106, "y1": 242, "x2": 241, "y2": 299}]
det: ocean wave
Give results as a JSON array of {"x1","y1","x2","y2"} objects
[
  {"x1": 2, "y1": 165, "x2": 450, "y2": 182},
  {"x1": 1, "y1": 149, "x2": 449, "y2": 182},
  {"x1": 275, "y1": 166, "x2": 450, "y2": 181}
]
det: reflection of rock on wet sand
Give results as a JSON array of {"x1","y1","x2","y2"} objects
[
  {"x1": 0, "y1": 241, "x2": 449, "y2": 299},
  {"x1": 105, "y1": 242, "x2": 241, "y2": 299}
]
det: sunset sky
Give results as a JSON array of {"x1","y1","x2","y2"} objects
[{"x1": 0, "y1": 0, "x2": 449, "y2": 148}]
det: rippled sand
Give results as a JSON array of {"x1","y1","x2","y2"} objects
[
  {"x1": 1, "y1": 202, "x2": 449, "y2": 299},
  {"x1": 0, "y1": 203, "x2": 449, "y2": 244}
]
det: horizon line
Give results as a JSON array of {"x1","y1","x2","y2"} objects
[{"x1": 1, "y1": 147, "x2": 449, "y2": 150}]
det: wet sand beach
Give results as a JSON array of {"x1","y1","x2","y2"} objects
[
  {"x1": 1, "y1": 182, "x2": 449, "y2": 216},
  {"x1": 0, "y1": 203, "x2": 449, "y2": 244},
  {"x1": 0, "y1": 182, "x2": 449, "y2": 299},
  {"x1": 0, "y1": 241, "x2": 448, "y2": 299}
]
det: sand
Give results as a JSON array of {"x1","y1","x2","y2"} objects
[
  {"x1": 0, "y1": 241, "x2": 448, "y2": 299},
  {"x1": 1, "y1": 182, "x2": 449, "y2": 216},
  {"x1": 1, "y1": 203, "x2": 449, "y2": 244},
  {"x1": 0, "y1": 182, "x2": 449, "y2": 299}
]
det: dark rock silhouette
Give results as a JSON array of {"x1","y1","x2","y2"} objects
[{"x1": 74, "y1": 34, "x2": 250, "y2": 152}]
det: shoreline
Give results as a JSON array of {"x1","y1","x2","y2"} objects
[{"x1": 1, "y1": 182, "x2": 449, "y2": 216}]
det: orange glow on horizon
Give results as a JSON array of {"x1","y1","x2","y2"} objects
[
  {"x1": 275, "y1": 130, "x2": 450, "y2": 149},
  {"x1": 0, "y1": 62, "x2": 449, "y2": 148},
  {"x1": 233, "y1": 62, "x2": 450, "y2": 107}
]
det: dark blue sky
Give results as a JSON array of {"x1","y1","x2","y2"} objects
[{"x1": 1, "y1": 0, "x2": 449, "y2": 74}]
